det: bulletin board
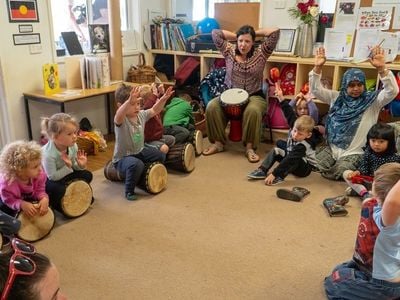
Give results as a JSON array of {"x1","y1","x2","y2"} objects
[{"x1": 214, "y1": 3, "x2": 260, "y2": 32}]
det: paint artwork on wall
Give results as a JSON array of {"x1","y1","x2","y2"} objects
[{"x1": 7, "y1": 0, "x2": 39, "y2": 22}]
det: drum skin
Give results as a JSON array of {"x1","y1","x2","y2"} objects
[
  {"x1": 104, "y1": 160, "x2": 167, "y2": 194},
  {"x1": 61, "y1": 181, "x2": 93, "y2": 218},
  {"x1": 165, "y1": 143, "x2": 195, "y2": 173},
  {"x1": 191, "y1": 130, "x2": 203, "y2": 156},
  {"x1": 17, "y1": 208, "x2": 55, "y2": 242},
  {"x1": 138, "y1": 162, "x2": 168, "y2": 194}
]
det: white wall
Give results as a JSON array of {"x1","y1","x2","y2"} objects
[{"x1": 0, "y1": 0, "x2": 168, "y2": 143}]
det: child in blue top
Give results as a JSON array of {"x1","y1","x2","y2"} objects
[
  {"x1": 112, "y1": 84, "x2": 174, "y2": 200},
  {"x1": 41, "y1": 113, "x2": 93, "y2": 212},
  {"x1": 324, "y1": 162, "x2": 400, "y2": 299},
  {"x1": 343, "y1": 123, "x2": 400, "y2": 199}
]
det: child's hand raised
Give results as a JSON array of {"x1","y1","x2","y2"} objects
[
  {"x1": 159, "y1": 86, "x2": 174, "y2": 102},
  {"x1": 274, "y1": 82, "x2": 284, "y2": 102},
  {"x1": 76, "y1": 149, "x2": 88, "y2": 168},
  {"x1": 20, "y1": 201, "x2": 38, "y2": 218},
  {"x1": 128, "y1": 86, "x2": 141, "y2": 105}
]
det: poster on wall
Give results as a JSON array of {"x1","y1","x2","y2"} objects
[{"x1": 7, "y1": 0, "x2": 39, "y2": 22}]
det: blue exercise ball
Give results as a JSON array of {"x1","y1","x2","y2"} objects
[{"x1": 196, "y1": 17, "x2": 220, "y2": 40}]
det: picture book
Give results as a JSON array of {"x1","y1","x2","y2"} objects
[{"x1": 42, "y1": 63, "x2": 60, "y2": 95}]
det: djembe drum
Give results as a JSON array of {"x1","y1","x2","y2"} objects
[
  {"x1": 219, "y1": 88, "x2": 249, "y2": 141},
  {"x1": 165, "y1": 143, "x2": 195, "y2": 173},
  {"x1": 17, "y1": 207, "x2": 55, "y2": 242},
  {"x1": 104, "y1": 160, "x2": 167, "y2": 194},
  {"x1": 191, "y1": 129, "x2": 203, "y2": 156},
  {"x1": 60, "y1": 180, "x2": 93, "y2": 218}
]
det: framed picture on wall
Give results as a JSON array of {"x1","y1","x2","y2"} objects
[
  {"x1": 7, "y1": 0, "x2": 39, "y2": 22},
  {"x1": 273, "y1": 28, "x2": 298, "y2": 56}
]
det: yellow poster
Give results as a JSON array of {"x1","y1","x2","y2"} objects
[{"x1": 43, "y1": 63, "x2": 60, "y2": 95}]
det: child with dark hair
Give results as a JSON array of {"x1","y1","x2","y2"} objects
[{"x1": 343, "y1": 123, "x2": 400, "y2": 199}]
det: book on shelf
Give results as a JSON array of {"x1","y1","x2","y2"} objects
[
  {"x1": 65, "y1": 54, "x2": 110, "y2": 90},
  {"x1": 42, "y1": 63, "x2": 60, "y2": 95},
  {"x1": 148, "y1": 22, "x2": 195, "y2": 51}
]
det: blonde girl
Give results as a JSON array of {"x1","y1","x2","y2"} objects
[
  {"x1": 0, "y1": 140, "x2": 49, "y2": 218},
  {"x1": 41, "y1": 113, "x2": 93, "y2": 211}
]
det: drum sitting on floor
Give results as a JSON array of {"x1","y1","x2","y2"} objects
[
  {"x1": 219, "y1": 88, "x2": 249, "y2": 142},
  {"x1": 104, "y1": 160, "x2": 167, "y2": 194},
  {"x1": 17, "y1": 207, "x2": 55, "y2": 242},
  {"x1": 165, "y1": 143, "x2": 195, "y2": 173},
  {"x1": 191, "y1": 129, "x2": 203, "y2": 156},
  {"x1": 61, "y1": 180, "x2": 93, "y2": 218}
]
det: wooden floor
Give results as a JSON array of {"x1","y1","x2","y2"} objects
[{"x1": 85, "y1": 138, "x2": 114, "y2": 172}]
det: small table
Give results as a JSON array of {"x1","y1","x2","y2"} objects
[{"x1": 23, "y1": 85, "x2": 121, "y2": 140}]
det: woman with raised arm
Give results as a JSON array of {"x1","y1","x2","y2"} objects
[
  {"x1": 309, "y1": 46, "x2": 398, "y2": 180},
  {"x1": 202, "y1": 25, "x2": 280, "y2": 163}
]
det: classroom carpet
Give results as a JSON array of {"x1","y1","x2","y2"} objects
[{"x1": 36, "y1": 140, "x2": 361, "y2": 300}]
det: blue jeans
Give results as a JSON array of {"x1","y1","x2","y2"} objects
[
  {"x1": 325, "y1": 260, "x2": 400, "y2": 300},
  {"x1": 115, "y1": 147, "x2": 165, "y2": 196}
]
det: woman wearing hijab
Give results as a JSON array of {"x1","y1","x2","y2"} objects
[{"x1": 309, "y1": 46, "x2": 399, "y2": 180}]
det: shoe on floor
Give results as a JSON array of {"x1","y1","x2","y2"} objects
[
  {"x1": 345, "y1": 187, "x2": 359, "y2": 197},
  {"x1": 323, "y1": 199, "x2": 349, "y2": 217},
  {"x1": 126, "y1": 193, "x2": 138, "y2": 201},
  {"x1": 325, "y1": 195, "x2": 349, "y2": 206},
  {"x1": 276, "y1": 186, "x2": 310, "y2": 202},
  {"x1": 245, "y1": 149, "x2": 260, "y2": 163},
  {"x1": 247, "y1": 168, "x2": 266, "y2": 180}
]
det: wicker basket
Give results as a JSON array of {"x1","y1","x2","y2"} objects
[
  {"x1": 194, "y1": 112, "x2": 206, "y2": 137},
  {"x1": 127, "y1": 52, "x2": 157, "y2": 84},
  {"x1": 77, "y1": 136, "x2": 99, "y2": 155}
]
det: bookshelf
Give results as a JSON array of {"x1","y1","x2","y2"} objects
[
  {"x1": 148, "y1": 49, "x2": 222, "y2": 80},
  {"x1": 149, "y1": 50, "x2": 400, "y2": 91}
]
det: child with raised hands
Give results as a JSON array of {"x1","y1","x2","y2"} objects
[
  {"x1": 41, "y1": 113, "x2": 93, "y2": 211},
  {"x1": 112, "y1": 83, "x2": 174, "y2": 201},
  {"x1": 140, "y1": 83, "x2": 175, "y2": 153},
  {"x1": 0, "y1": 141, "x2": 49, "y2": 218},
  {"x1": 325, "y1": 162, "x2": 400, "y2": 299},
  {"x1": 343, "y1": 123, "x2": 400, "y2": 199}
]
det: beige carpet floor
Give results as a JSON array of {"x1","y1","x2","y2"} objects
[{"x1": 35, "y1": 141, "x2": 361, "y2": 300}]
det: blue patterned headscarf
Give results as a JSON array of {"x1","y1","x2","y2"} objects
[{"x1": 325, "y1": 68, "x2": 379, "y2": 149}]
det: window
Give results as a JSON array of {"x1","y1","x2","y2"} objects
[{"x1": 50, "y1": 0, "x2": 128, "y2": 56}]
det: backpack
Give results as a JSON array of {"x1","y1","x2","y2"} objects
[{"x1": 174, "y1": 57, "x2": 200, "y2": 86}]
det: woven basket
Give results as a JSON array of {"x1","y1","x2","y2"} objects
[
  {"x1": 194, "y1": 111, "x2": 206, "y2": 137},
  {"x1": 77, "y1": 136, "x2": 98, "y2": 155},
  {"x1": 127, "y1": 53, "x2": 157, "y2": 84}
]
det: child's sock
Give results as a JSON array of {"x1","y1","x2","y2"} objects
[{"x1": 126, "y1": 193, "x2": 138, "y2": 201}]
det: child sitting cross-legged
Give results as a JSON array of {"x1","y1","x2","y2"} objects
[
  {"x1": 247, "y1": 114, "x2": 317, "y2": 185},
  {"x1": 343, "y1": 123, "x2": 400, "y2": 200},
  {"x1": 324, "y1": 162, "x2": 400, "y2": 300}
]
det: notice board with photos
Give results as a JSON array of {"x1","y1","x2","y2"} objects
[{"x1": 214, "y1": 2, "x2": 260, "y2": 32}]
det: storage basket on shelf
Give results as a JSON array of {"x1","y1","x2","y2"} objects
[
  {"x1": 76, "y1": 136, "x2": 99, "y2": 155},
  {"x1": 127, "y1": 52, "x2": 157, "y2": 84}
]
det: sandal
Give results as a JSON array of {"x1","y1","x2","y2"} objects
[
  {"x1": 245, "y1": 149, "x2": 260, "y2": 163},
  {"x1": 202, "y1": 143, "x2": 224, "y2": 156}
]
